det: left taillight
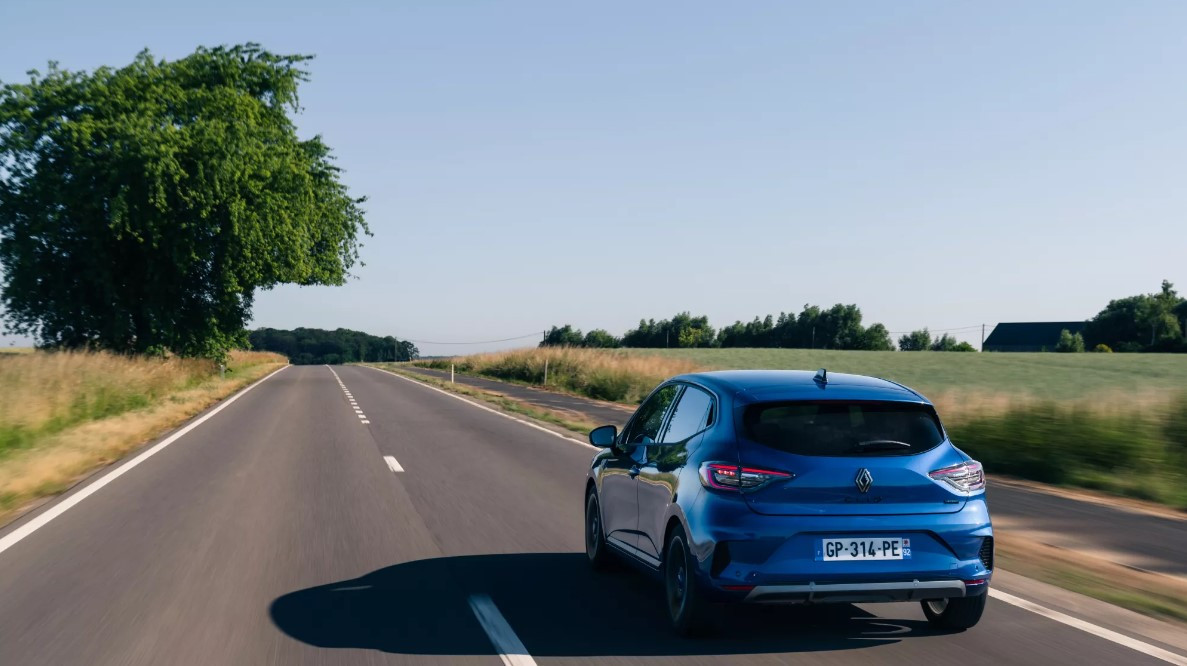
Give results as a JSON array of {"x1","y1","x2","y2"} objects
[
  {"x1": 699, "y1": 462, "x2": 792, "y2": 492},
  {"x1": 929, "y1": 460, "x2": 985, "y2": 492}
]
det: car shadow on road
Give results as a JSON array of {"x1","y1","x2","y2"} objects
[{"x1": 270, "y1": 552, "x2": 947, "y2": 658}]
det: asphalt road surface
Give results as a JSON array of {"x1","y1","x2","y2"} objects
[{"x1": 0, "y1": 365, "x2": 1182, "y2": 665}]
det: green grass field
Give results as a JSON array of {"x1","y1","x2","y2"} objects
[{"x1": 624, "y1": 348, "x2": 1187, "y2": 401}]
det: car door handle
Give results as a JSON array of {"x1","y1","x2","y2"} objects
[{"x1": 629, "y1": 465, "x2": 640, "y2": 478}]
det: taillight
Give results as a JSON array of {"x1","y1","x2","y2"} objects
[
  {"x1": 929, "y1": 460, "x2": 985, "y2": 492},
  {"x1": 699, "y1": 462, "x2": 792, "y2": 491}
]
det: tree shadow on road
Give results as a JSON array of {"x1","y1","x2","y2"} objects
[{"x1": 270, "y1": 552, "x2": 946, "y2": 658}]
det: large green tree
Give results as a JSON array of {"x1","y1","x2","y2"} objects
[
  {"x1": 1084, "y1": 280, "x2": 1184, "y2": 352},
  {"x1": 0, "y1": 45, "x2": 368, "y2": 358}
]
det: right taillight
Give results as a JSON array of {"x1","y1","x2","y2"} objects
[
  {"x1": 929, "y1": 460, "x2": 985, "y2": 492},
  {"x1": 699, "y1": 462, "x2": 792, "y2": 492}
]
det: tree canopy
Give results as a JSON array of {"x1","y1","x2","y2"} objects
[
  {"x1": 0, "y1": 45, "x2": 368, "y2": 359},
  {"x1": 1084, "y1": 280, "x2": 1185, "y2": 352},
  {"x1": 249, "y1": 327, "x2": 417, "y2": 365},
  {"x1": 541, "y1": 304, "x2": 896, "y2": 351}
]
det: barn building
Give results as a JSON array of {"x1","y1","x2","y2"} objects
[{"x1": 982, "y1": 322, "x2": 1087, "y2": 352}]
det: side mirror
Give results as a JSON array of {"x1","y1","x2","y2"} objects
[{"x1": 589, "y1": 425, "x2": 618, "y2": 448}]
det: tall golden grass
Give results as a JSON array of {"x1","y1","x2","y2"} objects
[
  {"x1": 420, "y1": 347, "x2": 703, "y2": 403},
  {"x1": 0, "y1": 350, "x2": 285, "y2": 522}
]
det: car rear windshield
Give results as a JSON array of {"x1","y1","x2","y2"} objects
[{"x1": 742, "y1": 401, "x2": 945, "y2": 457}]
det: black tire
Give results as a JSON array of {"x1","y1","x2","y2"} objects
[
  {"x1": 921, "y1": 594, "x2": 987, "y2": 630},
  {"x1": 585, "y1": 489, "x2": 611, "y2": 570},
  {"x1": 664, "y1": 525, "x2": 711, "y2": 636}
]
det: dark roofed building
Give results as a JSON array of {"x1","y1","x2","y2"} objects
[{"x1": 983, "y1": 322, "x2": 1087, "y2": 352}]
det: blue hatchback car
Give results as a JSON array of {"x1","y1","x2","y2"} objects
[{"x1": 584, "y1": 369, "x2": 992, "y2": 635}]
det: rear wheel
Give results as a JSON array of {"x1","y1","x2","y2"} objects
[
  {"x1": 922, "y1": 594, "x2": 987, "y2": 630},
  {"x1": 664, "y1": 525, "x2": 711, "y2": 636},
  {"x1": 585, "y1": 490, "x2": 611, "y2": 570}
]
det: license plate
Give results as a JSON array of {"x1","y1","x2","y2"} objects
[{"x1": 818, "y1": 537, "x2": 910, "y2": 561}]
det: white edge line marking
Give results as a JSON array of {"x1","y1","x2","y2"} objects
[
  {"x1": 989, "y1": 589, "x2": 1187, "y2": 665},
  {"x1": 468, "y1": 594, "x2": 536, "y2": 666},
  {"x1": 0, "y1": 365, "x2": 290, "y2": 558},
  {"x1": 365, "y1": 366, "x2": 1187, "y2": 665},
  {"x1": 383, "y1": 455, "x2": 403, "y2": 473},
  {"x1": 364, "y1": 366, "x2": 595, "y2": 450}
]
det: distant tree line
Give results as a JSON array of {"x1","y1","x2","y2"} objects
[
  {"x1": 250, "y1": 328, "x2": 418, "y2": 365},
  {"x1": 542, "y1": 304, "x2": 957, "y2": 351},
  {"x1": 541, "y1": 280, "x2": 1187, "y2": 354}
]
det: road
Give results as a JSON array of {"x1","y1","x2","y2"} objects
[
  {"x1": 401, "y1": 365, "x2": 634, "y2": 428},
  {"x1": 0, "y1": 365, "x2": 1182, "y2": 665}
]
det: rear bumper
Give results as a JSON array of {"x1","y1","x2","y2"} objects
[
  {"x1": 686, "y1": 492, "x2": 993, "y2": 602},
  {"x1": 742, "y1": 578, "x2": 986, "y2": 604}
]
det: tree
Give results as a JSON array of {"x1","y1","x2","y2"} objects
[
  {"x1": 0, "y1": 45, "x2": 368, "y2": 359},
  {"x1": 898, "y1": 328, "x2": 932, "y2": 351},
  {"x1": 540, "y1": 325, "x2": 585, "y2": 347},
  {"x1": 249, "y1": 327, "x2": 417, "y2": 364},
  {"x1": 1085, "y1": 280, "x2": 1185, "y2": 352},
  {"x1": 582, "y1": 329, "x2": 621, "y2": 348},
  {"x1": 622, "y1": 313, "x2": 715, "y2": 348},
  {"x1": 930, "y1": 333, "x2": 976, "y2": 352},
  {"x1": 858, "y1": 323, "x2": 895, "y2": 351},
  {"x1": 1054, "y1": 329, "x2": 1086, "y2": 353}
]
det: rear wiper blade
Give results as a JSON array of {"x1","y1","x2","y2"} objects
[{"x1": 852, "y1": 439, "x2": 913, "y2": 451}]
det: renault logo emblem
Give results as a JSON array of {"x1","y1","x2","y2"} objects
[{"x1": 855, "y1": 468, "x2": 873, "y2": 493}]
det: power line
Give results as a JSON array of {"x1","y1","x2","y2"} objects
[{"x1": 885, "y1": 325, "x2": 984, "y2": 335}]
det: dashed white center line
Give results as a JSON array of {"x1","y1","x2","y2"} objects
[
  {"x1": 326, "y1": 366, "x2": 369, "y2": 425},
  {"x1": 383, "y1": 456, "x2": 403, "y2": 473},
  {"x1": 468, "y1": 595, "x2": 535, "y2": 666}
]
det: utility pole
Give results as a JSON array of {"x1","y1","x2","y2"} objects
[
  {"x1": 811, "y1": 326, "x2": 816, "y2": 349},
  {"x1": 981, "y1": 324, "x2": 986, "y2": 352}
]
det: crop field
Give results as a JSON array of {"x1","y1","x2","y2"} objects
[{"x1": 624, "y1": 348, "x2": 1187, "y2": 402}]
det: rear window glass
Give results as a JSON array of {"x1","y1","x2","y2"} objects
[{"x1": 743, "y1": 401, "x2": 945, "y2": 457}]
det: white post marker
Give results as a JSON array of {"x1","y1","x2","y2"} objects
[
  {"x1": 468, "y1": 595, "x2": 536, "y2": 666},
  {"x1": 543, "y1": 358, "x2": 548, "y2": 387},
  {"x1": 451, "y1": 363, "x2": 455, "y2": 383}
]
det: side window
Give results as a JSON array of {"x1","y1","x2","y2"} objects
[
  {"x1": 659, "y1": 386, "x2": 713, "y2": 444},
  {"x1": 623, "y1": 385, "x2": 680, "y2": 446}
]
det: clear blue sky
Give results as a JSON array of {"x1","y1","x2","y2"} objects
[{"x1": 2, "y1": 1, "x2": 1184, "y2": 355}]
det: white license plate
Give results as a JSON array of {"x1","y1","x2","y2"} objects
[{"x1": 819, "y1": 537, "x2": 909, "y2": 561}]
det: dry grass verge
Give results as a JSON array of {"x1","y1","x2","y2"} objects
[
  {"x1": 996, "y1": 532, "x2": 1187, "y2": 625},
  {"x1": 415, "y1": 347, "x2": 702, "y2": 404},
  {"x1": 0, "y1": 350, "x2": 285, "y2": 525}
]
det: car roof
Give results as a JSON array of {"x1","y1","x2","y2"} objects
[{"x1": 671, "y1": 369, "x2": 929, "y2": 404}]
